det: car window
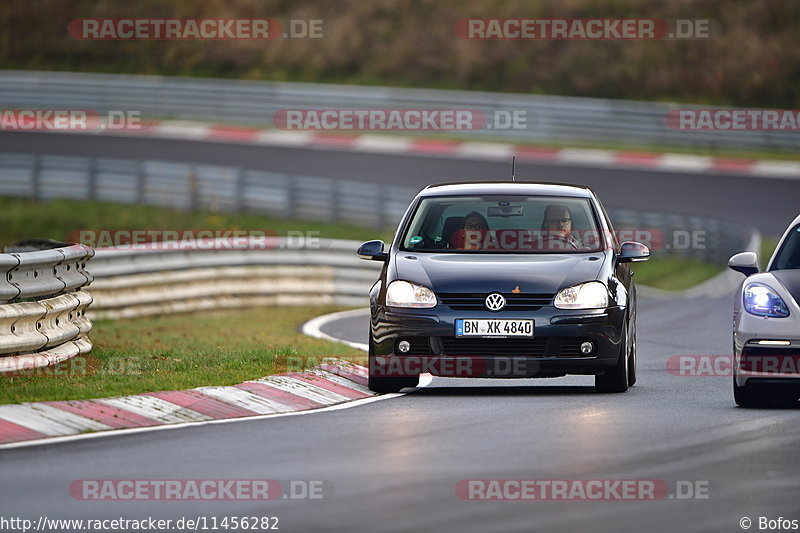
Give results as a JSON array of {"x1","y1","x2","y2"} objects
[
  {"x1": 770, "y1": 224, "x2": 800, "y2": 270},
  {"x1": 401, "y1": 195, "x2": 604, "y2": 253}
]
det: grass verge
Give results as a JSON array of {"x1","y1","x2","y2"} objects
[
  {"x1": 0, "y1": 306, "x2": 363, "y2": 405},
  {"x1": 631, "y1": 258, "x2": 722, "y2": 291},
  {"x1": 760, "y1": 238, "x2": 780, "y2": 269},
  {"x1": 0, "y1": 197, "x2": 392, "y2": 247}
]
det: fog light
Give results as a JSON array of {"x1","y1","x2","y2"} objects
[
  {"x1": 580, "y1": 341, "x2": 594, "y2": 355},
  {"x1": 397, "y1": 340, "x2": 411, "y2": 354}
]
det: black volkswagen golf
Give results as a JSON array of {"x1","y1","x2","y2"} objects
[{"x1": 357, "y1": 182, "x2": 650, "y2": 393}]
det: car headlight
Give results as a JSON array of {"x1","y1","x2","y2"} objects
[
  {"x1": 744, "y1": 283, "x2": 790, "y2": 318},
  {"x1": 554, "y1": 281, "x2": 609, "y2": 310},
  {"x1": 386, "y1": 280, "x2": 437, "y2": 308}
]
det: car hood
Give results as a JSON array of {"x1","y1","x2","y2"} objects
[{"x1": 393, "y1": 252, "x2": 607, "y2": 294}]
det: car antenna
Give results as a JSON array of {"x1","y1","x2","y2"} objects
[{"x1": 511, "y1": 156, "x2": 516, "y2": 182}]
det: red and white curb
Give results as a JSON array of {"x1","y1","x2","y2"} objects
[
  {"x1": 35, "y1": 120, "x2": 800, "y2": 179},
  {"x1": 0, "y1": 359, "x2": 373, "y2": 447}
]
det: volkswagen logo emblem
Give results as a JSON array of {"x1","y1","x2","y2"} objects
[{"x1": 485, "y1": 293, "x2": 506, "y2": 311}]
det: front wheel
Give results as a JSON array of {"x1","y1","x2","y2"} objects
[
  {"x1": 627, "y1": 322, "x2": 637, "y2": 386},
  {"x1": 368, "y1": 375, "x2": 419, "y2": 393},
  {"x1": 734, "y1": 377, "x2": 797, "y2": 408},
  {"x1": 733, "y1": 378, "x2": 762, "y2": 407},
  {"x1": 595, "y1": 325, "x2": 630, "y2": 393}
]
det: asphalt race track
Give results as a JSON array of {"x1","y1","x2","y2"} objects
[
  {"x1": 1, "y1": 294, "x2": 799, "y2": 532},
  {"x1": 1, "y1": 130, "x2": 798, "y2": 236},
  {"x1": 0, "y1": 131, "x2": 798, "y2": 532}
]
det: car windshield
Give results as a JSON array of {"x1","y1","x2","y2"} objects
[
  {"x1": 401, "y1": 195, "x2": 604, "y2": 253},
  {"x1": 770, "y1": 224, "x2": 800, "y2": 270}
]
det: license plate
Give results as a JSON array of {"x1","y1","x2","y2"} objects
[{"x1": 455, "y1": 319, "x2": 533, "y2": 337}]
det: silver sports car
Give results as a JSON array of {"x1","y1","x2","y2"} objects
[{"x1": 728, "y1": 214, "x2": 800, "y2": 407}]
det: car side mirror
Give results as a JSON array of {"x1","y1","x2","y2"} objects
[
  {"x1": 357, "y1": 240, "x2": 388, "y2": 261},
  {"x1": 618, "y1": 241, "x2": 650, "y2": 263},
  {"x1": 728, "y1": 251, "x2": 759, "y2": 276}
]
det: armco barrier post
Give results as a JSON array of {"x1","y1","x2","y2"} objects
[
  {"x1": 29, "y1": 153, "x2": 40, "y2": 202},
  {"x1": 136, "y1": 160, "x2": 146, "y2": 204},
  {"x1": 88, "y1": 157, "x2": 97, "y2": 201}
]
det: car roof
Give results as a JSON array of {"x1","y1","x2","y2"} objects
[{"x1": 419, "y1": 181, "x2": 596, "y2": 198}]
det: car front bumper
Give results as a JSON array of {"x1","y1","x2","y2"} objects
[
  {"x1": 734, "y1": 310, "x2": 800, "y2": 388},
  {"x1": 370, "y1": 304, "x2": 626, "y2": 378}
]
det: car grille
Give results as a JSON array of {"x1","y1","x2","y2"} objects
[
  {"x1": 741, "y1": 346, "x2": 800, "y2": 373},
  {"x1": 441, "y1": 337, "x2": 591, "y2": 357},
  {"x1": 437, "y1": 292, "x2": 555, "y2": 311}
]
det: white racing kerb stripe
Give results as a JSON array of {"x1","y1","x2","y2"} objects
[
  {"x1": 97, "y1": 396, "x2": 211, "y2": 424},
  {"x1": 0, "y1": 403, "x2": 112, "y2": 436},
  {"x1": 751, "y1": 160, "x2": 800, "y2": 177},
  {"x1": 254, "y1": 130, "x2": 315, "y2": 146},
  {"x1": 250, "y1": 376, "x2": 351, "y2": 405},
  {"x1": 456, "y1": 142, "x2": 515, "y2": 161},
  {"x1": 305, "y1": 369, "x2": 373, "y2": 395},
  {"x1": 194, "y1": 386, "x2": 295, "y2": 414},
  {"x1": 656, "y1": 154, "x2": 714, "y2": 172},
  {"x1": 45, "y1": 120, "x2": 800, "y2": 178},
  {"x1": 154, "y1": 121, "x2": 213, "y2": 139},
  {"x1": 355, "y1": 134, "x2": 414, "y2": 153},
  {"x1": 557, "y1": 148, "x2": 617, "y2": 166}
]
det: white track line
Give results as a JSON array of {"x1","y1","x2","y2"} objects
[
  {"x1": 0, "y1": 391, "x2": 408, "y2": 450},
  {"x1": 301, "y1": 308, "x2": 370, "y2": 352}
]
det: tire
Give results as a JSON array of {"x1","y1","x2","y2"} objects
[
  {"x1": 733, "y1": 378, "x2": 763, "y2": 407},
  {"x1": 367, "y1": 338, "x2": 419, "y2": 393},
  {"x1": 368, "y1": 375, "x2": 419, "y2": 393},
  {"x1": 734, "y1": 378, "x2": 798, "y2": 408},
  {"x1": 627, "y1": 321, "x2": 637, "y2": 387},
  {"x1": 595, "y1": 324, "x2": 629, "y2": 393}
]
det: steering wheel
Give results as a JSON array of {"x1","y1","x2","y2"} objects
[{"x1": 545, "y1": 232, "x2": 579, "y2": 250}]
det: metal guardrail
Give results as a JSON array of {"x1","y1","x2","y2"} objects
[
  {"x1": 0, "y1": 243, "x2": 94, "y2": 302},
  {"x1": 0, "y1": 152, "x2": 415, "y2": 231},
  {"x1": 1, "y1": 70, "x2": 798, "y2": 150},
  {"x1": 88, "y1": 238, "x2": 380, "y2": 319},
  {"x1": 0, "y1": 244, "x2": 94, "y2": 372},
  {"x1": 0, "y1": 151, "x2": 753, "y2": 265}
]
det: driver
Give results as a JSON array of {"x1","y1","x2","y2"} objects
[{"x1": 541, "y1": 204, "x2": 581, "y2": 250}]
